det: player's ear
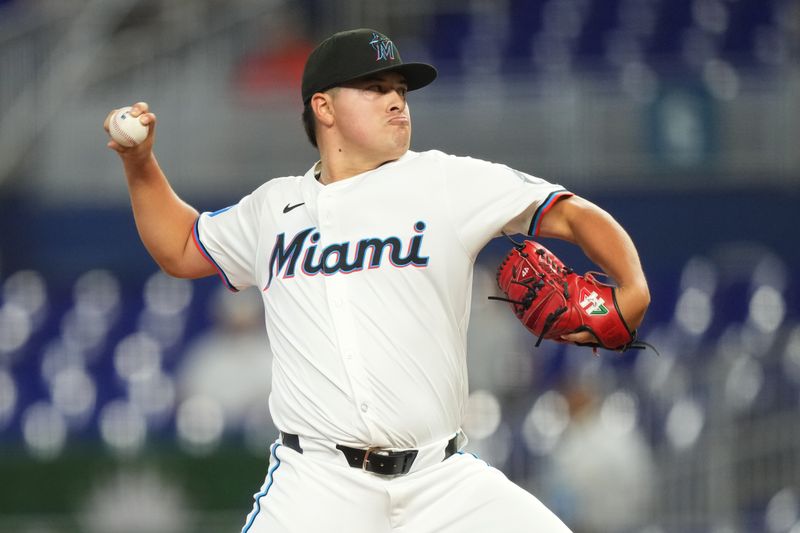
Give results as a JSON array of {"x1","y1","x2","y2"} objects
[{"x1": 311, "y1": 92, "x2": 335, "y2": 127}]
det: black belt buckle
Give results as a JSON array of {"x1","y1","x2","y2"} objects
[
  {"x1": 335, "y1": 444, "x2": 419, "y2": 475},
  {"x1": 362, "y1": 447, "x2": 380, "y2": 471},
  {"x1": 363, "y1": 447, "x2": 419, "y2": 475}
]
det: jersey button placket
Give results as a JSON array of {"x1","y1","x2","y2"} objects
[
  {"x1": 317, "y1": 192, "x2": 376, "y2": 437},
  {"x1": 319, "y1": 191, "x2": 333, "y2": 228},
  {"x1": 327, "y1": 275, "x2": 375, "y2": 430}
]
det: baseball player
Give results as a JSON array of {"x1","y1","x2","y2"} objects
[{"x1": 104, "y1": 28, "x2": 649, "y2": 533}]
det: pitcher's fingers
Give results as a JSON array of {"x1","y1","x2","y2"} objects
[
  {"x1": 139, "y1": 112, "x2": 156, "y2": 127},
  {"x1": 106, "y1": 139, "x2": 125, "y2": 153},
  {"x1": 560, "y1": 331, "x2": 598, "y2": 344},
  {"x1": 129, "y1": 102, "x2": 149, "y2": 117}
]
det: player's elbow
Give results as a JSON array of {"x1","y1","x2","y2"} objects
[
  {"x1": 153, "y1": 251, "x2": 199, "y2": 279},
  {"x1": 621, "y1": 282, "x2": 650, "y2": 330},
  {"x1": 156, "y1": 257, "x2": 190, "y2": 279},
  {"x1": 147, "y1": 232, "x2": 215, "y2": 280},
  {"x1": 635, "y1": 284, "x2": 651, "y2": 318},
  {"x1": 642, "y1": 282, "x2": 650, "y2": 311},
  {"x1": 157, "y1": 249, "x2": 218, "y2": 280}
]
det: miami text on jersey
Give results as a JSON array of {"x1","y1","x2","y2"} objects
[{"x1": 263, "y1": 221, "x2": 429, "y2": 290}]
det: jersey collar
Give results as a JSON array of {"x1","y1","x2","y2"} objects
[{"x1": 299, "y1": 151, "x2": 419, "y2": 212}]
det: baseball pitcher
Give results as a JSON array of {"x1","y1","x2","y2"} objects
[{"x1": 104, "y1": 28, "x2": 650, "y2": 533}]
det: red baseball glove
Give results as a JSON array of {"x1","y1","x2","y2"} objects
[{"x1": 492, "y1": 238, "x2": 642, "y2": 352}]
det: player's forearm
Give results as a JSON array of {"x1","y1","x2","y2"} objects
[
  {"x1": 540, "y1": 197, "x2": 650, "y2": 327},
  {"x1": 575, "y1": 212, "x2": 649, "y2": 326},
  {"x1": 122, "y1": 153, "x2": 199, "y2": 276},
  {"x1": 574, "y1": 207, "x2": 649, "y2": 327}
]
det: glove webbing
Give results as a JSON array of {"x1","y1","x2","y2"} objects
[
  {"x1": 536, "y1": 305, "x2": 568, "y2": 347},
  {"x1": 488, "y1": 272, "x2": 570, "y2": 347}
]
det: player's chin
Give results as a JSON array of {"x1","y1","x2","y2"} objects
[
  {"x1": 389, "y1": 128, "x2": 411, "y2": 150},
  {"x1": 388, "y1": 139, "x2": 411, "y2": 159}
]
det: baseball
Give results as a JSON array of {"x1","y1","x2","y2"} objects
[{"x1": 109, "y1": 106, "x2": 148, "y2": 147}]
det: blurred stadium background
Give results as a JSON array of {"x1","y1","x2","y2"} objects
[{"x1": 0, "y1": 0, "x2": 798, "y2": 531}]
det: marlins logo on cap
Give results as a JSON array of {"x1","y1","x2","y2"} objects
[
  {"x1": 301, "y1": 28, "x2": 437, "y2": 104},
  {"x1": 369, "y1": 32, "x2": 396, "y2": 61}
]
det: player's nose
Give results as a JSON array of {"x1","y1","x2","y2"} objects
[{"x1": 388, "y1": 91, "x2": 406, "y2": 113}]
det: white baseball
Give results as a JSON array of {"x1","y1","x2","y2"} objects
[{"x1": 109, "y1": 106, "x2": 149, "y2": 147}]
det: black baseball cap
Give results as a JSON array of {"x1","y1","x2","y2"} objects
[{"x1": 301, "y1": 28, "x2": 437, "y2": 104}]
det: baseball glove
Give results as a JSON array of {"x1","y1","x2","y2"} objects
[{"x1": 491, "y1": 237, "x2": 645, "y2": 353}]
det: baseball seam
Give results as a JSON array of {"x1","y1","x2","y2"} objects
[{"x1": 111, "y1": 114, "x2": 139, "y2": 146}]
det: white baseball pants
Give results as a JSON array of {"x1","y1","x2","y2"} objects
[{"x1": 241, "y1": 434, "x2": 572, "y2": 533}]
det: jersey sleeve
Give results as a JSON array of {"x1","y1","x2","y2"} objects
[
  {"x1": 440, "y1": 153, "x2": 573, "y2": 257},
  {"x1": 192, "y1": 192, "x2": 261, "y2": 291}
]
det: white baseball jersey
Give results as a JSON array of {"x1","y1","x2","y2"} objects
[{"x1": 193, "y1": 149, "x2": 572, "y2": 450}]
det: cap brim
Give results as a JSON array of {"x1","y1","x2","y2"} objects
[
  {"x1": 347, "y1": 62, "x2": 438, "y2": 92},
  {"x1": 390, "y1": 63, "x2": 438, "y2": 91},
  {"x1": 305, "y1": 62, "x2": 438, "y2": 103}
]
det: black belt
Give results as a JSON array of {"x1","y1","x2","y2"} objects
[{"x1": 280, "y1": 432, "x2": 459, "y2": 476}]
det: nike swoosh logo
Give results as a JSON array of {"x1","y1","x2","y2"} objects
[{"x1": 283, "y1": 202, "x2": 305, "y2": 214}]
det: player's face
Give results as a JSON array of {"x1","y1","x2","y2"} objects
[{"x1": 331, "y1": 72, "x2": 411, "y2": 160}]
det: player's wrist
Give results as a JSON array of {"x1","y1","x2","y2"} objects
[{"x1": 121, "y1": 150, "x2": 157, "y2": 171}]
